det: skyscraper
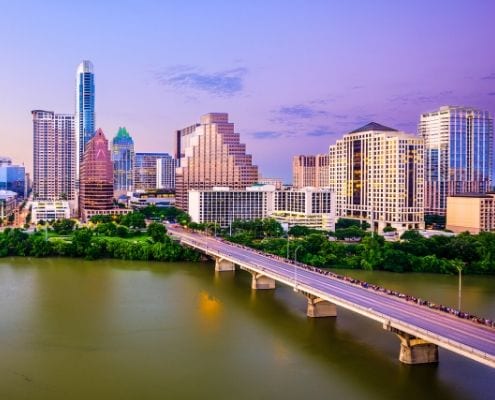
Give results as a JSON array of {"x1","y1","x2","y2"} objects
[
  {"x1": 419, "y1": 106, "x2": 494, "y2": 215},
  {"x1": 292, "y1": 154, "x2": 330, "y2": 188},
  {"x1": 75, "y1": 60, "x2": 95, "y2": 180},
  {"x1": 32, "y1": 110, "x2": 75, "y2": 201},
  {"x1": 134, "y1": 152, "x2": 173, "y2": 190},
  {"x1": 329, "y1": 122, "x2": 424, "y2": 234},
  {"x1": 156, "y1": 156, "x2": 176, "y2": 190},
  {"x1": 79, "y1": 129, "x2": 113, "y2": 216},
  {"x1": 112, "y1": 127, "x2": 135, "y2": 195},
  {"x1": 175, "y1": 113, "x2": 259, "y2": 210},
  {"x1": 0, "y1": 157, "x2": 26, "y2": 198}
]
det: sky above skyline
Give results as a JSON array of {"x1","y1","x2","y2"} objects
[{"x1": 1, "y1": 0, "x2": 495, "y2": 182}]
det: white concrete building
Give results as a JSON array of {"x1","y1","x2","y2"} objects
[
  {"x1": 32, "y1": 201, "x2": 71, "y2": 224},
  {"x1": 188, "y1": 185, "x2": 335, "y2": 231},
  {"x1": 32, "y1": 110, "x2": 75, "y2": 201},
  {"x1": 188, "y1": 185, "x2": 275, "y2": 227},
  {"x1": 329, "y1": 122, "x2": 424, "y2": 235},
  {"x1": 271, "y1": 187, "x2": 335, "y2": 231}
]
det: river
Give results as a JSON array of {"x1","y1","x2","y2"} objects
[{"x1": 0, "y1": 258, "x2": 494, "y2": 399}]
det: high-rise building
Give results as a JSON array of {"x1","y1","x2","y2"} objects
[
  {"x1": 292, "y1": 154, "x2": 329, "y2": 189},
  {"x1": 112, "y1": 127, "x2": 135, "y2": 195},
  {"x1": 419, "y1": 106, "x2": 494, "y2": 215},
  {"x1": 134, "y1": 153, "x2": 173, "y2": 190},
  {"x1": 329, "y1": 122, "x2": 424, "y2": 234},
  {"x1": 0, "y1": 157, "x2": 26, "y2": 198},
  {"x1": 32, "y1": 110, "x2": 75, "y2": 201},
  {"x1": 175, "y1": 113, "x2": 259, "y2": 210},
  {"x1": 79, "y1": 129, "x2": 113, "y2": 216},
  {"x1": 75, "y1": 60, "x2": 95, "y2": 180},
  {"x1": 157, "y1": 156, "x2": 176, "y2": 190}
]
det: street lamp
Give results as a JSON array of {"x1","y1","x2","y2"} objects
[
  {"x1": 455, "y1": 261, "x2": 463, "y2": 310},
  {"x1": 293, "y1": 245, "x2": 302, "y2": 291}
]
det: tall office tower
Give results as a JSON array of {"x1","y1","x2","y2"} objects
[
  {"x1": 175, "y1": 113, "x2": 259, "y2": 210},
  {"x1": 32, "y1": 110, "x2": 75, "y2": 201},
  {"x1": 112, "y1": 127, "x2": 135, "y2": 195},
  {"x1": 316, "y1": 153, "x2": 330, "y2": 188},
  {"x1": 292, "y1": 153, "x2": 329, "y2": 188},
  {"x1": 419, "y1": 106, "x2": 494, "y2": 215},
  {"x1": 0, "y1": 157, "x2": 26, "y2": 198},
  {"x1": 329, "y1": 122, "x2": 424, "y2": 234},
  {"x1": 293, "y1": 155, "x2": 316, "y2": 188},
  {"x1": 134, "y1": 153, "x2": 172, "y2": 190},
  {"x1": 175, "y1": 123, "x2": 200, "y2": 166},
  {"x1": 79, "y1": 129, "x2": 113, "y2": 215},
  {"x1": 156, "y1": 156, "x2": 177, "y2": 190},
  {"x1": 75, "y1": 60, "x2": 95, "y2": 180}
]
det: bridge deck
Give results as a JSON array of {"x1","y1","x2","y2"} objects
[{"x1": 168, "y1": 225, "x2": 495, "y2": 369}]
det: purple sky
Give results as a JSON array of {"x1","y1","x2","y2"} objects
[{"x1": 1, "y1": 0, "x2": 494, "y2": 182}]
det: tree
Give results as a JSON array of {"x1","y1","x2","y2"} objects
[
  {"x1": 335, "y1": 218, "x2": 362, "y2": 230},
  {"x1": 121, "y1": 212, "x2": 146, "y2": 229},
  {"x1": 262, "y1": 218, "x2": 283, "y2": 238},
  {"x1": 360, "y1": 235, "x2": 385, "y2": 270},
  {"x1": 52, "y1": 219, "x2": 76, "y2": 235},
  {"x1": 147, "y1": 222, "x2": 167, "y2": 243}
]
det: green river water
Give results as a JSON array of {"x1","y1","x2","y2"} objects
[{"x1": 0, "y1": 258, "x2": 494, "y2": 400}]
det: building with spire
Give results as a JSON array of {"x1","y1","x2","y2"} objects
[
  {"x1": 175, "y1": 113, "x2": 259, "y2": 210},
  {"x1": 79, "y1": 129, "x2": 114, "y2": 219},
  {"x1": 329, "y1": 122, "x2": 424, "y2": 234},
  {"x1": 112, "y1": 127, "x2": 135, "y2": 196},
  {"x1": 75, "y1": 60, "x2": 95, "y2": 181}
]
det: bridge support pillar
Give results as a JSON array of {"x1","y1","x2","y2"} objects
[
  {"x1": 386, "y1": 325, "x2": 438, "y2": 365},
  {"x1": 251, "y1": 273, "x2": 276, "y2": 290},
  {"x1": 306, "y1": 295, "x2": 337, "y2": 317},
  {"x1": 214, "y1": 257, "x2": 235, "y2": 272}
]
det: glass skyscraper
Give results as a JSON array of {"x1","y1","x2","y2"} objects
[
  {"x1": 419, "y1": 106, "x2": 494, "y2": 215},
  {"x1": 0, "y1": 157, "x2": 26, "y2": 198},
  {"x1": 134, "y1": 153, "x2": 174, "y2": 191},
  {"x1": 75, "y1": 60, "x2": 95, "y2": 180},
  {"x1": 112, "y1": 127, "x2": 135, "y2": 194}
]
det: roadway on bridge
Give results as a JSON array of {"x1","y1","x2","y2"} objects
[{"x1": 168, "y1": 225, "x2": 495, "y2": 368}]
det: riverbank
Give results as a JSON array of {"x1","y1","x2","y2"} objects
[{"x1": 0, "y1": 226, "x2": 200, "y2": 262}]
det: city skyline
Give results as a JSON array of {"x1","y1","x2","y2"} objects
[{"x1": 1, "y1": 1, "x2": 495, "y2": 181}]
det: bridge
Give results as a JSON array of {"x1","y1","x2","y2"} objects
[{"x1": 168, "y1": 225, "x2": 495, "y2": 368}]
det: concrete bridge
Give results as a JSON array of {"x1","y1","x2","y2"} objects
[{"x1": 168, "y1": 225, "x2": 495, "y2": 368}]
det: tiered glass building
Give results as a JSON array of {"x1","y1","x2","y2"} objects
[{"x1": 175, "y1": 113, "x2": 259, "y2": 210}]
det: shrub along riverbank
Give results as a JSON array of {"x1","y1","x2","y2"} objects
[
  {"x1": 191, "y1": 218, "x2": 495, "y2": 275},
  {"x1": 0, "y1": 220, "x2": 199, "y2": 262}
]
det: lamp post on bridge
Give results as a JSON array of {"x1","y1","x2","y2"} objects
[
  {"x1": 454, "y1": 260, "x2": 464, "y2": 311},
  {"x1": 293, "y1": 245, "x2": 302, "y2": 291}
]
